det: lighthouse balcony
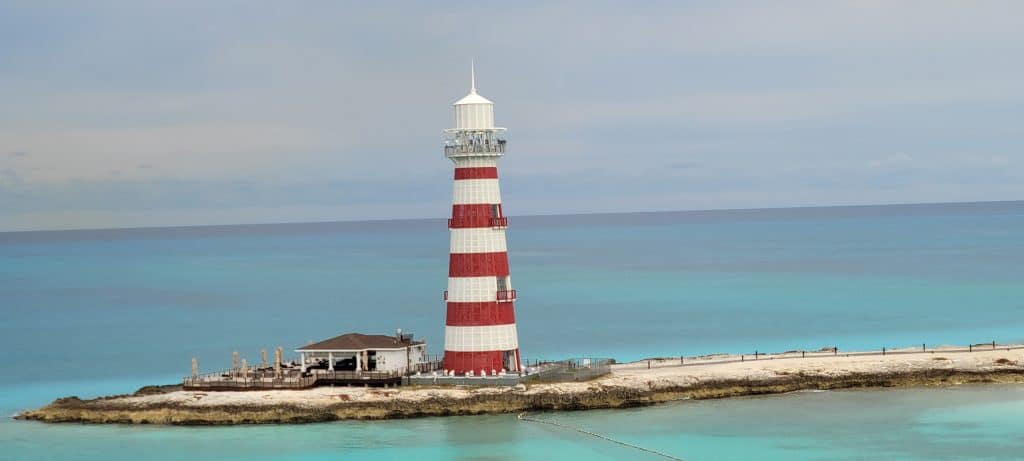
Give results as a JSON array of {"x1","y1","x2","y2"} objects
[
  {"x1": 444, "y1": 289, "x2": 516, "y2": 302},
  {"x1": 496, "y1": 290, "x2": 517, "y2": 302},
  {"x1": 444, "y1": 140, "x2": 506, "y2": 158},
  {"x1": 447, "y1": 216, "x2": 509, "y2": 229}
]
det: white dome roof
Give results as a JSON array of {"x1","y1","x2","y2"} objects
[{"x1": 453, "y1": 90, "x2": 493, "y2": 105}]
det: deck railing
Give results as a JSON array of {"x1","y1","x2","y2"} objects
[
  {"x1": 183, "y1": 363, "x2": 440, "y2": 390},
  {"x1": 310, "y1": 369, "x2": 402, "y2": 380},
  {"x1": 183, "y1": 369, "x2": 315, "y2": 390}
]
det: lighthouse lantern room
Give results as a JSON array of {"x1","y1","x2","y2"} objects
[{"x1": 441, "y1": 63, "x2": 521, "y2": 376}]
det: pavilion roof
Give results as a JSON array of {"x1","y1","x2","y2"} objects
[{"x1": 296, "y1": 333, "x2": 422, "y2": 352}]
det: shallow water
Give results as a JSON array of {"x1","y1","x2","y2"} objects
[
  {"x1": 4, "y1": 386, "x2": 1024, "y2": 461},
  {"x1": 1, "y1": 201, "x2": 1023, "y2": 459}
]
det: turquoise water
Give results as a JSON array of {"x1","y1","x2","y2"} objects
[
  {"x1": 5, "y1": 386, "x2": 1024, "y2": 460},
  {"x1": 2, "y1": 201, "x2": 1023, "y2": 459}
]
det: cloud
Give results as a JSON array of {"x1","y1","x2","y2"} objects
[
  {"x1": 8, "y1": 151, "x2": 29, "y2": 158},
  {"x1": 0, "y1": 168, "x2": 24, "y2": 188},
  {"x1": 0, "y1": 122, "x2": 348, "y2": 182}
]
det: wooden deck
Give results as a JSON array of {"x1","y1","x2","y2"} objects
[{"x1": 183, "y1": 364, "x2": 440, "y2": 391}]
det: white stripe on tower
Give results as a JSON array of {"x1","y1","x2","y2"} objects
[
  {"x1": 444, "y1": 324, "x2": 520, "y2": 351},
  {"x1": 452, "y1": 157, "x2": 499, "y2": 168},
  {"x1": 449, "y1": 228, "x2": 507, "y2": 253},
  {"x1": 446, "y1": 277, "x2": 501, "y2": 303},
  {"x1": 452, "y1": 179, "x2": 502, "y2": 205}
]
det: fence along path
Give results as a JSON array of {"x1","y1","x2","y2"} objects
[
  {"x1": 615, "y1": 342, "x2": 1024, "y2": 371},
  {"x1": 518, "y1": 412, "x2": 686, "y2": 461}
]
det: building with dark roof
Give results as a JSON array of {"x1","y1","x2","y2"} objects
[{"x1": 295, "y1": 330, "x2": 428, "y2": 374}]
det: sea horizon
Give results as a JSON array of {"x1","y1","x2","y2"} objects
[{"x1": 3, "y1": 198, "x2": 1021, "y2": 236}]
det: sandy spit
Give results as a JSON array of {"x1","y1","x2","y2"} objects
[{"x1": 16, "y1": 346, "x2": 1024, "y2": 425}]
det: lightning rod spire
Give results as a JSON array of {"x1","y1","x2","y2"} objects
[{"x1": 470, "y1": 59, "x2": 477, "y2": 94}]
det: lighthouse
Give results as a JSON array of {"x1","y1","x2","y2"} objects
[{"x1": 442, "y1": 64, "x2": 522, "y2": 376}]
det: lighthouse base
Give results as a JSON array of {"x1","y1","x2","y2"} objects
[{"x1": 443, "y1": 350, "x2": 520, "y2": 375}]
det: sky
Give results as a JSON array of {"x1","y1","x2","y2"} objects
[{"x1": 1, "y1": 1, "x2": 1022, "y2": 232}]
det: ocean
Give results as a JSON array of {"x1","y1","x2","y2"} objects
[{"x1": 1, "y1": 201, "x2": 1023, "y2": 460}]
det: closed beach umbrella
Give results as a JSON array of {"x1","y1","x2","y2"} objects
[
  {"x1": 274, "y1": 348, "x2": 282, "y2": 378},
  {"x1": 241, "y1": 359, "x2": 248, "y2": 379},
  {"x1": 261, "y1": 349, "x2": 267, "y2": 368},
  {"x1": 232, "y1": 351, "x2": 239, "y2": 372},
  {"x1": 191, "y1": 357, "x2": 198, "y2": 378}
]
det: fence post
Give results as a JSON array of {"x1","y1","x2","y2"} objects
[
  {"x1": 755, "y1": 350, "x2": 758, "y2": 360},
  {"x1": 680, "y1": 356, "x2": 684, "y2": 365},
  {"x1": 834, "y1": 347, "x2": 838, "y2": 356},
  {"x1": 741, "y1": 355, "x2": 744, "y2": 362},
  {"x1": 802, "y1": 351, "x2": 805, "y2": 358},
  {"x1": 882, "y1": 347, "x2": 886, "y2": 356},
  {"x1": 993, "y1": 341, "x2": 996, "y2": 350},
  {"x1": 922, "y1": 343, "x2": 926, "y2": 352},
  {"x1": 647, "y1": 360, "x2": 650, "y2": 369},
  {"x1": 969, "y1": 344, "x2": 973, "y2": 352}
]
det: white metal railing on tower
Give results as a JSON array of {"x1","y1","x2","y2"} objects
[{"x1": 444, "y1": 140, "x2": 506, "y2": 157}]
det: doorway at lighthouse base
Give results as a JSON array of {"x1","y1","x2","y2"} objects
[{"x1": 503, "y1": 350, "x2": 517, "y2": 371}]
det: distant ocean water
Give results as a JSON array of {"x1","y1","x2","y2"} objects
[{"x1": 1, "y1": 201, "x2": 1023, "y2": 460}]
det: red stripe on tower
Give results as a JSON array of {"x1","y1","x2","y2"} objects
[
  {"x1": 442, "y1": 351, "x2": 507, "y2": 374},
  {"x1": 446, "y1": 302, "x2": 516, "y2": 326},
  {"x1": 448, "y1": 204, "x2": 504, "y2": 229},
  {"x1": 449, "y1": 252, "x2": 509, "y2": 277},
  {"x1": 441, "y1": 63, "x2": 521, "y2": 376},
  {"x1": 454, "y1": 167, "x2": 499, "y2": 180}
]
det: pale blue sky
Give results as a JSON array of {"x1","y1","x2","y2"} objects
[{"x1": 1, "y1": 1, "x2": 1022, "y2": 231}]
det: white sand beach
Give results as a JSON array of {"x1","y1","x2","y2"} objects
[{"x1": 62, "y1": 344, "x2": 1024, "y2": 413}]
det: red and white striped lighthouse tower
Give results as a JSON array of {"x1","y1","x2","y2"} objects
[{"x1": 442, "y1": 64, "x2": 521, "y2": 376}]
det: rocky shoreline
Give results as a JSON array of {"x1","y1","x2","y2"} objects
[{"x1": 16, "y1": 347, "x2": 1024, "y2": 425}]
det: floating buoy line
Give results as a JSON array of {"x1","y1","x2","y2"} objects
[{"x1": 517, "y1": 412, "x2": 686, "y2": 461}]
